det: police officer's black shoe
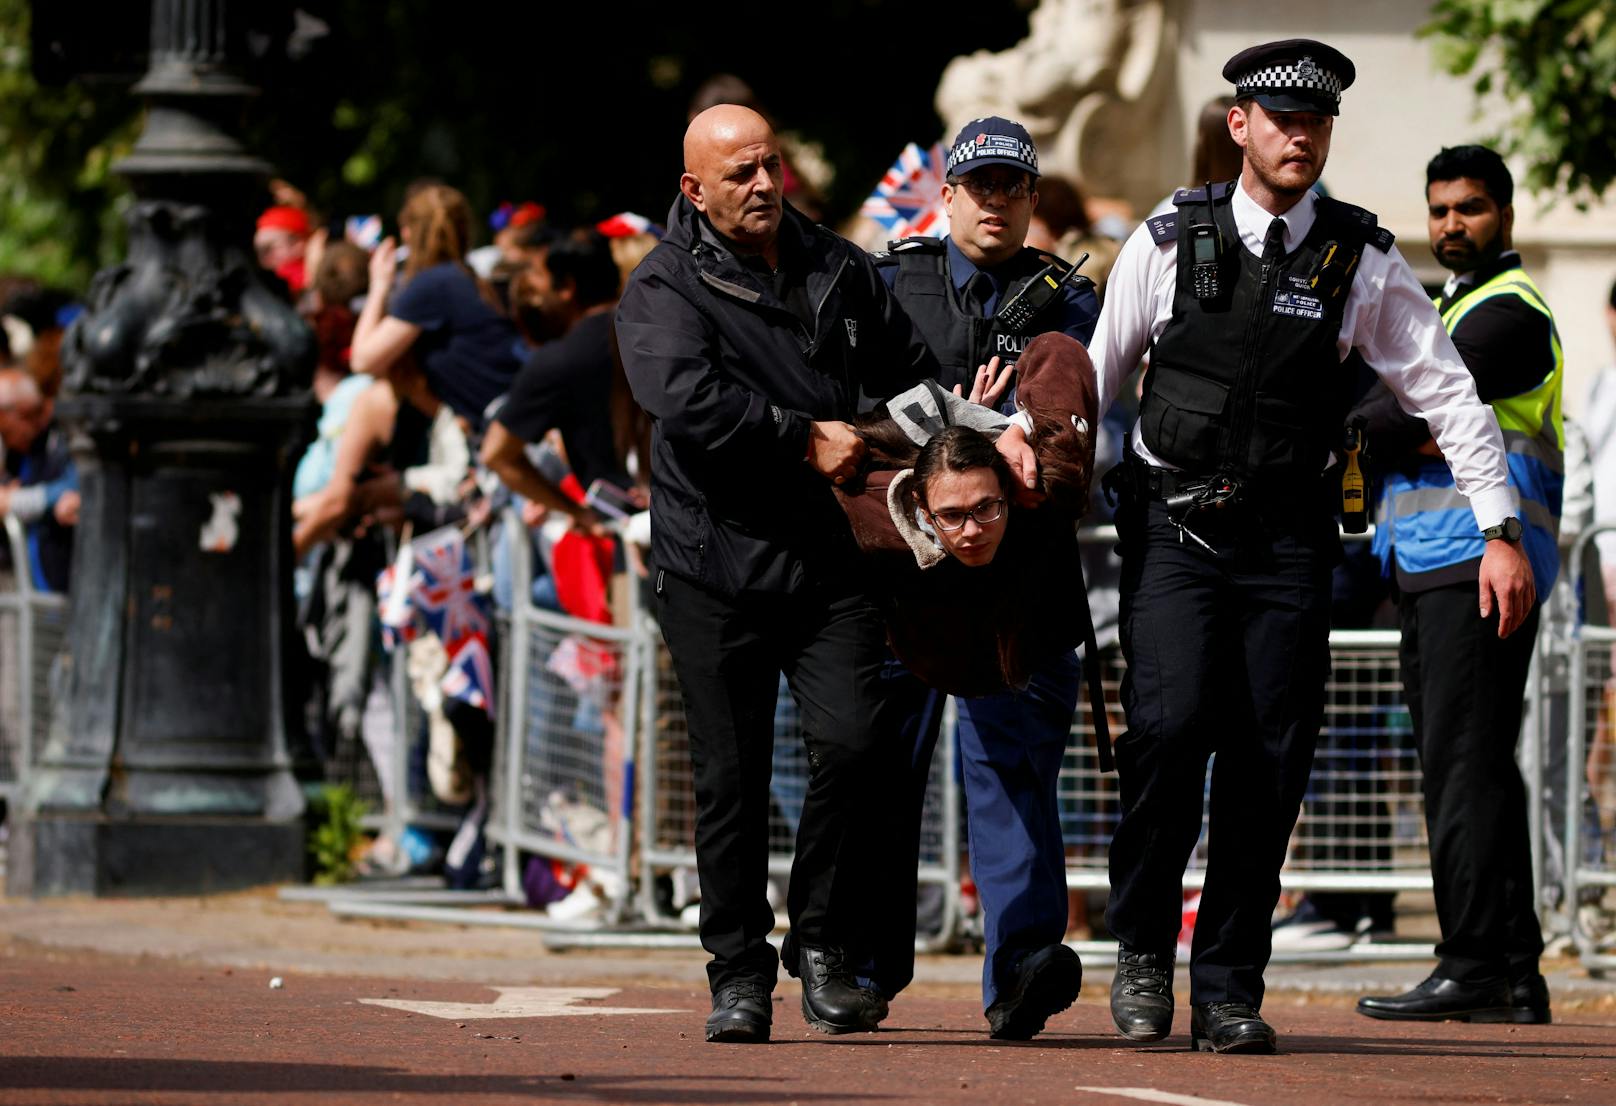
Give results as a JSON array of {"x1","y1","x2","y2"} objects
[
  {"x1": 705, "y1": 977, "x2": 773, "y2": 1043},
  {"x1": 1110, "y1": 945, "x2": 1174, "y2": 1042},
  {"x1": 1509, "y1": 973, "x2": 1552, "y2": 1024},
  {"x1": 795, "y1": 945, "x2": 885, "y2": 1034},
  {"x1": 985, "y1": 943, "x2": 1083, "y2": 1040},
  {"x1": 1355, "y1": 974, "x2": 1514, "y2": 1022},
  {"x1": 1190, "y1": 1003, "x2": 1277, "y2": 1053}
]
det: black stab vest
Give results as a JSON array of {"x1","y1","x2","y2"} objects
[
  {"x1": 882, "y1": 241, "x2": 1071, "y2": 397},
  {"x1": 1140, "y1": 188, "x2": 1383, "y2": 486}
]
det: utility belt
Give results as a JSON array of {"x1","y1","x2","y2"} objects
[{"x1": 1103, "y1": 456, "x2": 1332, "y2": 553}]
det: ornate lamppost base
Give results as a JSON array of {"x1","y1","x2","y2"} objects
[{"x1": 8, "y1": 814, "x2": 306, "y2": 897}]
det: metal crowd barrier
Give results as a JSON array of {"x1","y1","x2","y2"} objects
[
  {"x1": 484, "y1": 513, "x2": 642, "y2": 924},
  {"x1": 0, "y1": 515, "x2": 68, "y2": 810},
  {"x1": 1061, "y1": 629, "x2": 1432, "y2": 896},
  {"x1": 11, "y1": 505, "x2": 1603, "y2": 972},
  {"x1": 1566, "y1": 526, "x2": 1616, "y2": 975}
]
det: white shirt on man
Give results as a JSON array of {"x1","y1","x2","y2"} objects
[{"x1": 1088, "y1": 179, "x2": 1514, "y2": 530}]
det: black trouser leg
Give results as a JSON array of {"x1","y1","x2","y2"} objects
[
  {"x1": 1108, "y1": 498, "x2": 1332, "y2": 1006},
  {"x1": 1191, "y1": 547, "x2": 1331, "y2": 1007},
  {"x1": 1106, "y1": 502, "x2": 1222, "y2": 957},
  {"x1": 1400, "y1": 584, "x2": 1543, "y2": 983},
  {"x1": 656, "y1": 573, "x2": 787, "y2": 991},
  {"x1": 779, "y1": 585, "x2": 901, "y2": 962}
]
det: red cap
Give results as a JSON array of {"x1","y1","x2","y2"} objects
[{"x1": 257, "y1": 205, "x2": 312, "y2": 236}]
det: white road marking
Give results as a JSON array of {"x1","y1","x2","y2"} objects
[
  {"x1": 359, "y1": 986, "x2": 679, "y2": 1020},
  {"x1": 1075, "y1": 1089, "x2": 1255, "y2": 1106}
]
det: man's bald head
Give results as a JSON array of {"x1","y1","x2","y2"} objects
[{"x1": 680, "y1": 105, "x2": 784, "y2": 256}]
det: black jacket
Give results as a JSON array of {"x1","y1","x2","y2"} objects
[{"x1": 617, "y1": 195, "x2": 936, "y2": 596}]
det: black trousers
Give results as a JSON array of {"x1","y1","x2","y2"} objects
[
  {"x1": 655, "y1": 568, "x2": 900, "y2": 991},
  {"x1": 1399, "y1": 582, "x2": 1544, "y2": 982},
  {"x1": 1106, "y1": 496, "x2": 1334, "y2": 1007}
]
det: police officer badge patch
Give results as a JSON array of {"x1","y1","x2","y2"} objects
[{"x1": 1272, "y1": 290, "x2": 1325, "y2": 320}]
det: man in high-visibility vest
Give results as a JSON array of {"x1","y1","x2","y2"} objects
[{"x1": 1355, "y1": 144, "x2": 1559, "y2": 1025}]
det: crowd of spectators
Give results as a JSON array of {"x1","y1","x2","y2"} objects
[{"x1": 1, "y1": 83, "x2": 1613, "y2": 951}]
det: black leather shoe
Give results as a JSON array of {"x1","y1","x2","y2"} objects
[
  {"x1": 794, "y1": 945, "x2": 885, "y2": 1034},
  {"x1": 1190, "y1": 1003, "x2": 1277, "y2": 1054},
  {"x1": 705, "y1": 977, "x2": 773, "y2": 1043},
  {"x1": 985, "y1": 943, "x2": 1083, "y2": 1040},
  {"x1": 1355, "y1": 974, "x2": 1514, "y2": 1022},
  {"x1": 1110, "y1": 946, "x2": 1174, "y2": 1042},
  {"x1": 1509, "y1": 972, "x2": 1552, "y2": 1024}
]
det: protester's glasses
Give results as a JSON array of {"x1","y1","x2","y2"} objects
[
  {"x1": 951, "y1": 175, "x2": 1031, "y2": 201},
  {"x1": 928, "y1": 497, "x2": 1007, "y2": 531}
]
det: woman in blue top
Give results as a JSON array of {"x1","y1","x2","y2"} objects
[{"x1": 351, "y1": 183, "x2": 520, "y2": 427}]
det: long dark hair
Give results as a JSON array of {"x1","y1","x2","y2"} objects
[{"x1": 912, "y1": 426, "x2": 1013, "y2": 509}]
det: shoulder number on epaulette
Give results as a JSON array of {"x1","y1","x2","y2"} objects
[
  {"x1": 1369, "y1": 226, "x2": 1395, "y2": 252},
  {"x1": 1146, "y1": 212, "x2": 1177, "y2": 245}
]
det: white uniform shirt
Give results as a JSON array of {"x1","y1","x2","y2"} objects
[{"x1": 1089, "y1": 180, "x2": 1514, "y2": 530}]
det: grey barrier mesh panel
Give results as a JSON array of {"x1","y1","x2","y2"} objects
[
  {"x1": 651, "y1": 641, "x2": 695, "y2": 856},
  {"x1": 29, "y1": 598, "x2": 70, "y2": 767},
  {"x1": 318, "y1": 663, "x2": 386, "y2": 809},
  {"x1": 648, "y1": 642, "x2": 949, "y2": 868},
  {"x1": 489, "y1": 612, "x2": 512, "y2": 831},
  {"x1": 1582, "y1": 638, "x2": 1616, "y2": 885},
  {"x1": 515, "y1": 612, "x2": 630, "y2": 862},
  {"x1": 1293, "y1": 640, "x2": 1427, "y2": 874},
  {"x1": 1060, "y1": 639, "x2": 1427, "y2": 884},
  {"x1": 1060, "y1": 648, "x2": 1128, "y2": 874},
  {"x1": 396, "y1": 649, "x2": 473, "y2": 829},
  {"x1": 0, "y1": 600, "x2": 20, "y2": 789}
]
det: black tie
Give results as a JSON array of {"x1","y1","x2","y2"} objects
[
  {"x1": 965, "y1": 270, "x2": 996, "y2": 316},
  {"x1": 1262, "y1": 218, "x2": 1286, "y2": 262}
]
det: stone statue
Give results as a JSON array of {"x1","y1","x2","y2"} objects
[{"x1": 935, "y1": 0, "x2": 1178, "y2": 213}]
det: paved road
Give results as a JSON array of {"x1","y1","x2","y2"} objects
[
  {"x1": 2, "y1": 893, "x2": 1613, "y2": 1104},
  {"x1": 3, "y1": 950, "x2": 1615, "y2": 1106}
]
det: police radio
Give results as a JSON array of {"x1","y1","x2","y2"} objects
[
  {"x1": 994, "y1": 252, "x2": 1091, "y2": 331},
  {"x1": 1341, "y1": 417, "x2": 1368, "y2": 534},
  {"x1": 1188, "y1": 181, "x2": 1223, "y2": 301}
]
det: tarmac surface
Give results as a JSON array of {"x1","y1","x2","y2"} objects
[{"x1": 2, "y1": 890, "x2": 1615, "y2": 1105}]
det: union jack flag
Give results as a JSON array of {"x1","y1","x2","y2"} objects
[
  {"x1": 860, "y1": 141, "x2": 949, "y2": 240},
  {"x1": 378, "y1": 526, "x2": 496, "y2": 717}
]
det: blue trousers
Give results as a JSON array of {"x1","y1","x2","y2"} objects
[{"x1": 870, "y1": 648, "x2": 1080, "y2": 1009}]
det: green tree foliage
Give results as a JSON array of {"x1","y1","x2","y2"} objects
[
  {"x1": 0, "y1": 0, "x2": 138, "y2": 290},
  {"x1": 1424, "y1": 0, "x2": 1616, "y2": 206}
]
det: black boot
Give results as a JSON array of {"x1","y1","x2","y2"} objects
[
  {"x1": 1509, "y1": 972, "x2": 1552, "y2": 1025},
  {"x1": 794, "y1": 945, "x2": 886, "y2": 1034},
  {"x1": 1110, "y1": 946, "x2": 1174, "y2": 1042},
  {"x1": 985, "y1": 943, "x2": 1083, "y2": 1040},
  {"x1": 705, "y1": 977, "x2": 773, "y2": 1043},
  {"x1": 1190, "y1": 1003, "x2": 1277, "y2": 1053}
]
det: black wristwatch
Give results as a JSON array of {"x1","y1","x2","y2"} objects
[{"x1": 1482, "y1": 516, "x2": 1523, "y2": 543}]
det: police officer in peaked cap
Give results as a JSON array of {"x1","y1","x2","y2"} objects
[
  {"x1": 864, "y1": 116, "x2": 1101, "y2": 1041},
  {"x1": 1086, "y1": 39, "x2": 1532, "y2": 1053}
]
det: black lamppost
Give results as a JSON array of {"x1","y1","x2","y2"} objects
[{"x1": 9, "y1": 0, "x2": 317, "y2": 894}]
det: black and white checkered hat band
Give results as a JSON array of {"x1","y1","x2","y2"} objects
[
  {"x1": 947, "y1": 134, "x2": 1038, "y2": 174},
  {"x1": 1235, "y1": 57, "x2": 1344, "y2": 98}
]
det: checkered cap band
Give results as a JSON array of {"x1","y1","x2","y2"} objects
[
  {"x1": 1235, "y1": 55, "x2": 1344, "y2": 98},
  {"x1": 946, "y1": 133, "x2": 1038, "y2": 175}
]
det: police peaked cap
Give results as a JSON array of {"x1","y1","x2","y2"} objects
[{"x1": 1223, "y1": 39, "x2": 1355, "y2": 116}]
